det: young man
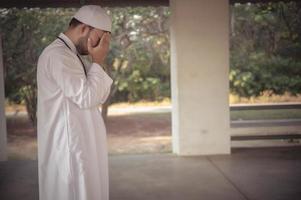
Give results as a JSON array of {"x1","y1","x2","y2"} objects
[{"x1": 37, "y1": 5, "x2": 113, "y2": 200}]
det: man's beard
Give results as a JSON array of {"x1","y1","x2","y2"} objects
[{"x1": 76, "y1": 33, "x2": 89, "y2": 55}]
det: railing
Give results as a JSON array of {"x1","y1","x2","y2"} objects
[
  {"x1": 230, "y1": 102, "x2": 301, "y2": 111},
  {"x1": 230, "y1": 103, "x2": 301, "y2": 141},
  {"x1": 231, "y1": 134, "x2": 301, "y2": 141}
]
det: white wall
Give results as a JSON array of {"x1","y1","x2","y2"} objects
[{"x1": 170, "y1": 0, "x2": 231, "y2": 155}]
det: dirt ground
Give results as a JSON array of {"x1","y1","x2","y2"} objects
[
  {"x1": 6, "y1": 111, "x2": 172, "y2": 160},
  {"x1": 106, "y1": 112, "x2": 171, "y2": 154}
]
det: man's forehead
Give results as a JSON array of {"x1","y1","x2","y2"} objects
[
  {"x1": 95, "y1": 28, "x2": 104, "y2": 33},
  {"x1": 93, "y1": 28, "x2": 111, "y2": 35},
  {"x1": 82, "y1": 23, "x2": 103, "y2": 33}
]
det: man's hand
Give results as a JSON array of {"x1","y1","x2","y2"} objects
[{"x1": 87, "y1": 32, "x2": 111, "y2": 66}]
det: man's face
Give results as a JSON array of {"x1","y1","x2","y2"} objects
[{"x1": 76, "y1": 26, "x2": 106, "y2": 55}]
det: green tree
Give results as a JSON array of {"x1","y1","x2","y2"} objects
[
  {"x1": 230, "y1": 2, "x2": 301, "y2": 97},
  {"x1": 0, "y1": 8, "x2": 75, "y2": 127},
  {"x1": 0, "y1": 7, "x2": 171, "y2": 125}
]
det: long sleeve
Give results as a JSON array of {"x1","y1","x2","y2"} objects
[{"x1": 50, "y1": 50, "x2": 113, "y2": 109}]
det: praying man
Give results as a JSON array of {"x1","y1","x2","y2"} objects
[{"x1": 37, "y1": 5, "x2": 113, "y2": 200}]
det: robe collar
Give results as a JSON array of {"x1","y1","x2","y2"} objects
[{"x1": 58, "y1": 32, "x2": 78, "y2": 54}]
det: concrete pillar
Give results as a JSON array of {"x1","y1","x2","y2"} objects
[
  {"x1": 170, "y1": 0, "x2": 231, "y2": 155},
  {"x1": 0, "y1": 34, "x2": 7, "y2": 161}
]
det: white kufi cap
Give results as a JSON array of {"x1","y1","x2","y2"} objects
[{"x1": 73, "y1": 5, "x2": 112, "y2": 32}]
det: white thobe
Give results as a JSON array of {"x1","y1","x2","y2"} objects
[{"x1": 37, "y1": 32, "x2": 113, "y2": 200}]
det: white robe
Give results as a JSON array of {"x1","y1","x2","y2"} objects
[{"x1": 37, "y1": 32, "x2": 113, "y2": 200}]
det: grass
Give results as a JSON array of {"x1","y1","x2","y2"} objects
[
  {"x1": 113, "y1": 110, "x2": 301, "y2": 120},
  {"x1": 5, "y1": 92, "x2": 301, "y2": 120},
  {"x1": 229, "y1": 91, "x2": 301, "y2": 104}
]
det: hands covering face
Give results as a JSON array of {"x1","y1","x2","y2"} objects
[{"x1": 87, "y1": 30, "x2": 111, "y2": 65}]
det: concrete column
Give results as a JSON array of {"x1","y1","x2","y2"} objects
[
  {"x1": 170, "y1": 0, "x2": 231, "y2": 155},
  {"x1": 0, "y1": 34, "x2": 7, "y2": 161}
]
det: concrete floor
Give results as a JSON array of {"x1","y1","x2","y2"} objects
[{"x1": 1, "y1": 147, "x2": 301, "y2": 200}]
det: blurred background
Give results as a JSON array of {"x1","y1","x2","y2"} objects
[{"x1": 1, "y1": 2, "x2": 301, "y2": 160}]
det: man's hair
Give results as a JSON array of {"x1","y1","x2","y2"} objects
[
  {"x1": 69, "y1": 17, "x2": 83, "y2": 27},
  {"x1": 69, "y1": 17, "x2": 93, "y2": 30}
]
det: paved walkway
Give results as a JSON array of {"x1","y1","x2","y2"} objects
[{"x1": 1, "y1": 147, "x2": 301, "y2": 200}]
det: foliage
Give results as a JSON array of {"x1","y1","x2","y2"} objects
[
  {"x1": 0, "y1": 8, "x2": 76, "y2": 126},
  {"x1": 230, "y1": 2, "x2": 301, "y2": 97},
  {"x1": 107, "y1": 7, "x2": 170, "y2": 102},
  {"x1": 0, "y1": 7, "x2": 170, "y2": 125},
  {"x1": 1, "y1": 3, "x2": 301, "y2": 126}
]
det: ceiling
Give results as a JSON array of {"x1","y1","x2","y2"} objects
[{"x1": 0, "y1": 0, "x2": 299, "y2": 8}]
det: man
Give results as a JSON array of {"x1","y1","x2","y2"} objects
[{"x1": 37, "y1": 5, "x2": 113, "y2": 200}]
